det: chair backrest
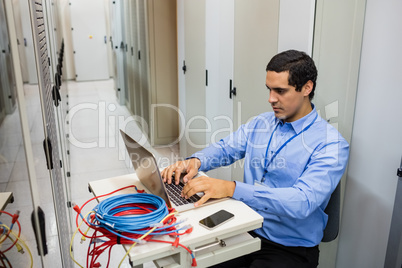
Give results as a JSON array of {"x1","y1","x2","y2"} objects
[{"x1": 322, "y1": 182, "x2": 341, "y2": 242}]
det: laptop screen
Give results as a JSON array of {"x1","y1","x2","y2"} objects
[{"x1": 120, "y1": 130, "x2": 172, "y2": 207}]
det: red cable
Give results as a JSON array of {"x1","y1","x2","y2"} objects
[
  {"x1": 0, "y1": 210, "x2": 22, "y2": 253},
  {"x1": 74, "y1": 185, "x2": 197, "y2": 267},
  {"x1": 75, "y1": 185, "x2": 140, "y2": 237}
]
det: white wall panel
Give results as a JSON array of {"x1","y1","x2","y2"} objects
[
  {"x1": 278, "y1": 0, "x2": 315, "y2": 55},
  {"x1": 336, "y1": 0, "x2": 402, "y2": 267}
]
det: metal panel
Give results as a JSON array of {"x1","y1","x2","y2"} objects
[
  {"x1": 0, "y1": 0, "x2": 16, "y2": 115},
  {"x1": 130, "y1": 0, "x2": 141, "y2": 117},
  {"x1": 110, "y1": 0, "x2": 126, "y2": 104},
  {"x1": 231, "y1": 0, "x2": 280, "y2": 182},
  {"x1": 70, "y1": 0, "x2": 109, "y2": 81},
  {"x1": 0, "y1": 72, "x2": 5, "y2": 125},
  {"x1": 28, "y1": 1, "x2": 73, "y2": 267},
  {"x1": 204, "y1": 0, "x2": 234, "y2": 181},
  {"x1": 278, "y1": 0, "x2": 316, "y2": 55},
  {"x1": 177, "y1": 0, "x2": 206, "y2": 157},
  {"x1": 384, "y1": 159, "x2": 402, "y2": 268},
  {"x1": 138, "y1": 0, "x2": 150, "y2": 132}
]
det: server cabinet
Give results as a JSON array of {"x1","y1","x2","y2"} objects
[
  {"x1": 70, "y1": 0, "x2": 109, "y2": 81},
  {"x1": 0, "y1": 0, "x2": 16, "y2": 115}
]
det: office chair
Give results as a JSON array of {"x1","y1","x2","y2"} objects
[{"x1": 322, "y1": 182, "x2": 341, "y2": 242}]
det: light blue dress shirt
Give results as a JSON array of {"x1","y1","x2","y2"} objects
[{"x1": 191, "y1": 105, "x2": 349, "y2": 247}]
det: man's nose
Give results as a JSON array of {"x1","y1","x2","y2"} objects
[{"x1": 269, "y1": 91, "x2": 277, "y2": 104}]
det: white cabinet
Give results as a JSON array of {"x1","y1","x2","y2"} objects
[
  {"x1": 147, "y1": 0, "x2": 178, "y2": 145},
  {"x1": 177, "y1": 0, "x2": 280, "y2": 180},
  {"x1": 177, "y1": 0, "x2": 206, "y2": 157},
  {"x1": 178, "y1": 2, "x2": 365, "y2": 267},
  {"x1": 203, "y1": 0, "x2": 234, "y2": 181},
  {"x1": 109, "y1": 0, "x2": 125, "y2": 105},
  {"x1": 230, "y1": 0, "x2": 280, "y2": 181},
  {"x1": 111, "y1": 0, "x2": 178, "y2": 145},
  {"x1": 70, "y1": 0, "x2": 109, "y2": 81}
]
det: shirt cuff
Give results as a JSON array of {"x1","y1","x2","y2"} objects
[{"x1": 232, "y1": 181, "x2": 255, "y2": 203}]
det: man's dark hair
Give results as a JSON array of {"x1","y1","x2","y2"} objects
[{"x1": 266, "y1": 50, "x2": 317, "y2": 100}]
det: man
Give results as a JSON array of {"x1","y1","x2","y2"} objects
[{"x1": 161, "y1": 50, "x2": 349, "y2": 267}]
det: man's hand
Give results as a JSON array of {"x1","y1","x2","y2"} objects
[
  {"x1": 161, "y1": 158, "x2": 201, "y2": 185},
  {"x1": 181, "y1": 177, "x2": 236, "y2": 207}
]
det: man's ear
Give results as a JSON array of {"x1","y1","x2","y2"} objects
[{"x1": 303, "y1": 80, "x2": 313, "y2": 97}]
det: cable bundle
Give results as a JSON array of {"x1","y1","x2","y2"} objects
[
  {"x1": 70, "y1": 185, "x2": 197, "y2": 268},
  {"x1": 0, "y1": 210, "x2": 33, "y2": 268},
  {"x1": 94, "y1": 194, "x2": 169, "y2": 232}
]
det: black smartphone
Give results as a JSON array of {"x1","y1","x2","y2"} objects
[{"x1": 199, "y1": 210, "x2": 235, "y2": 230}]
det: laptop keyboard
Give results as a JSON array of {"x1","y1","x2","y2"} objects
[{"x1": 165, "y1": 181, "x2": 201, "y2": 206}]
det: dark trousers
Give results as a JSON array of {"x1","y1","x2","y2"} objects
[{"x1": 208, "y1": 232, "x2": 319, "y2": 268}]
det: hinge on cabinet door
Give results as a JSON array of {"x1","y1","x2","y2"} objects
[
  {"x1": 182, "y1": 60, "x2": 187, "y2": 74},
  {"x1": 206, "y1": 70, "x2": 208, "y2": 86},
  {"x1": 138, "y1": 50, "x2": 141, "y2": 60}
]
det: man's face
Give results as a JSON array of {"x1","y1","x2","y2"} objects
[{"x1": 266, "y1": 71, "x2": 312, "y2": 122}]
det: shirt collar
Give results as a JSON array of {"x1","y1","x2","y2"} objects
[{"x1": 274, "y1": 104, "x2": 318, "y2": 134}]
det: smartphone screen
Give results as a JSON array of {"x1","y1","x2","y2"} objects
[{"x1": 199, "y1": 210, "x2": 235, "y2": 230}]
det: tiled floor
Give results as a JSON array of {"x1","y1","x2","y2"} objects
[{"x1": 0, "y1": 79, "x2": 177, "y2": 267}]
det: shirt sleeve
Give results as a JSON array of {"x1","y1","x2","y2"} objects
[
  {"x1": 233, "y1": 138, "x2": 350, "y2": 220},
  {"x1": 190, "y1": 122, "x2": 249, "y2": 172}
]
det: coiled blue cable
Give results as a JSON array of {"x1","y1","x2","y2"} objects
[{"x1": 89, "y1": 193, "x2": 173, "y2": 237}]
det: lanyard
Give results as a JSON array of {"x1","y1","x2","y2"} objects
[{"x1": 262, "y1": 113, "x2": 318, "y2": 182}]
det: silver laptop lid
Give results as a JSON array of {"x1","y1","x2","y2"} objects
[{"x1": 120, "y1": 130, "x2": 172, "y2": 208}]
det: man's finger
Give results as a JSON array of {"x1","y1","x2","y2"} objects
[
  {"x1": 182, "y1": 178, "x2": 205, "y2": 198},
  {"x1": 166, "y1": 167, "x2": 176, "y2": 184},
  {"x1": 174, "y1": 166, "x2": 184, "y2": 185},
  {"x1": 194, "y1": 194, "x2": 210, "y2": 208},
  {"x1": 183, "y1": 168, "x2": 198, "y2": 183}
]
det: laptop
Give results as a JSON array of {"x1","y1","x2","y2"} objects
[{"x1": 120, "y1": 130, "x2": 225, "y2": 212}]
